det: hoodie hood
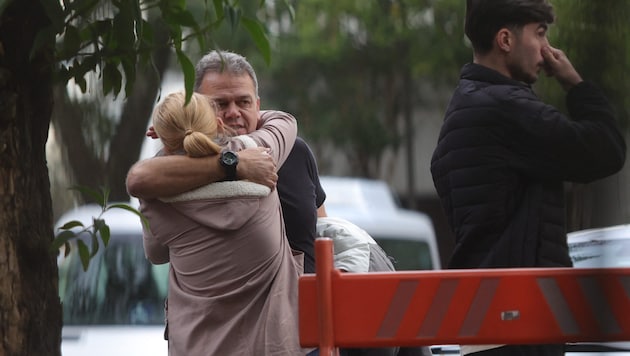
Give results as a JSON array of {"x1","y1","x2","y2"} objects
[{"x1": 161, "y1": 181, "x2": 270, "y2": 230}]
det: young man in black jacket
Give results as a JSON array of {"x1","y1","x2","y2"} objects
[{"x1": 430, "y1": 1, "x2": 626, "y2": 355}]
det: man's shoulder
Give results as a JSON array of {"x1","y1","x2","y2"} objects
[
  {"x1": 259, "y1": 109, "x2": 295, "y2": 121},
  {"x1": 287, "y1": 136, "x2": 315, "y2": 159},
  {"x1": 453, "y1": 77, "x2": 538, "y2": 112}
]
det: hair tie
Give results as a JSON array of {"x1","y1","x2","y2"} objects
[{"x1": 185, "y1": 129, "x2": 193, "y2": 136}]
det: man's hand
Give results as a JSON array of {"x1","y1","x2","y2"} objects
[
  {"x1": 541, "y1": 45, "x2": 583, "y2": 91},
  {"x1": 236, "y1": 147, "x2": 278, "y2": 189}
]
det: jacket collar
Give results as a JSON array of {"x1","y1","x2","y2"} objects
[{"x1": 460, "y1": 63, "x2": 531, "y2": 89}]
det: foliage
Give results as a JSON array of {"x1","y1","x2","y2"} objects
[
  {"x1": 47, "y1": 0, "x2": 283, "y2": 207},
  {"x1": 542, "y1": 0, "x2": 630, "y2": 129},
  {"x1": 259, "y1": 0, "x2": 469, "y2": 177},
  {"x1": 36, "y1": 0, "x2": 273, "y2": 102},
  {"x1": 38, "y1": 0, "x2": 284, "y2": 268},
  {"x1": 51, "y1": 186, "x2": 148, "y2": 271}
]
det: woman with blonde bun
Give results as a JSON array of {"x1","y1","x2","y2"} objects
[
  {"x1": 151, "y1": 91, "x2": 223, "y2": 157},
  {"x1": 140, "y1": 91, "x2": 304, "y2": 355}
]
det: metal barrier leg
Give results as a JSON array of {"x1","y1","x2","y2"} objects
[{"x1": 315, "y1": 238, "x2": 338, "y2": 356}]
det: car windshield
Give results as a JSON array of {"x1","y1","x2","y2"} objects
[
  {"x1": 374, "y1": 237, "x2": 433, "y2": 270},
  {"x1": 58, "y1": 234, "x2": 169, "y2": 325}
]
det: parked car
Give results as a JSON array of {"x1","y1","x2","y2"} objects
[
  {"x1": 57, "y1": 204, "x2": 168, "y2": 356},
  {"x1": 562, "y1": 224, "x2": 630, "y2": 355},
  {"x1": 319, "y1": 176, "x2": 441, "y2": 270},
  {"x1": 431, "y1": 224, "x2": 630, "y2": 355}
]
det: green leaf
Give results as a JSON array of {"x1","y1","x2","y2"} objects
[
  {"x1": 168, "y1": 23, "x2": 184, "y2": 49},
  {"x1": 213, "y1": 0, "x2": 225, "y2": 19},
  {"x1": 241, "y1": 17, "x2": 271, "y2": 65},
  {"x1": 89, "y1": 19, "x2": 114, "y2": 40},
  {"x1": 108, "y1": 203, "x2": 150, "y2": 230},
  {"x1": 112, "y1": 4, "x2": 135, "y2": 51},
  {"x1": 278, "y1": 0, "x2": 295, "y2": 21},
  {"x1": 59, "y1": 25, "x2": 81, "y2": 60},
  {"x1": 70, "y1": 185, "x2": 107, "y2": 207},
  {"x1": 77, "y1": 239, "x2": 90, "y2": 271},
  {"x1": 93, "y1": 218, "x2": 106, "y2": 234},
  {"x1": 226, "y1": 5, "x2": 241, "y2": 32},
  {"x1": 99, "y1": 223, "x2": 111, "y2": 247},
  {"x1": 139, "y1": 19, "x2": 154, "y2": 47},
  {"x1": 90, "y1": 233, "x2": 99, "y2": 257},
  {"x1": 103, "y1": 62, "x2": 123, "y2": 98},
  {"x1": 74, "y1": 75, "x2": 87, "y2": 93},
  {"x1": 51, "y1": 230, "x2": 76, "y2": 252},
  {"x1": 64, "y1": 242, "x2": 72, "y2": 257},
  {"x1": 176, "y1": 49, "x2": 195, "y2": 103},
  {"x1": 58, "y1": 220, "x2": 84, "y2": 231}
]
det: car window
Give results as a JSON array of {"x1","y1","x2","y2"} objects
[
  {"x1": 374, "y1": 237, "x2": 433, "y2": 270},
  {"x1": 58, "y1": 234, "x2": 169, "y2": 325}
]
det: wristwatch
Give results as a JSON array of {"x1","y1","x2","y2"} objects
[{"x1": 219, "y1": 150, "x2": 239, "y2": 180}]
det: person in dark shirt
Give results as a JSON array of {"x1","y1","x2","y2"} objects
[{"x1": 278, "y1": 136, "x2": 326, "y2": 273}]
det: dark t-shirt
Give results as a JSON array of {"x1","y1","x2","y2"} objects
[{"x1": 277, "y1": 137, "x2": 326, "y2": 273}]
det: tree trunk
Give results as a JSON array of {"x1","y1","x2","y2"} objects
[{"x1": 0, "y1": 1, "x2": 62, "y2": 355}]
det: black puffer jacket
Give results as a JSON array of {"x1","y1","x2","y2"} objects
[{"x1": 431, "y1": 63, "x2": 626, "y2": 269}]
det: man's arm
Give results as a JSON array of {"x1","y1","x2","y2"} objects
[{"x1": 126, "y1": 147, "x2": 277, "y2": 199}]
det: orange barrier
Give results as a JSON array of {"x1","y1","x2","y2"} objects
[{"x1": 299, "y1": 238, "x2": 630, "y2": 350}]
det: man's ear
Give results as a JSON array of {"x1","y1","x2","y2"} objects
[{"x1": 496, "y1": 28, "x2": 513, "y2": 52}]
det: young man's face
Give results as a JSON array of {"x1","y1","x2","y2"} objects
[
  {"x1": 506, "y1": 22, "x2": 550, "y2": 84},
  {"x1": 196, "y1": 71, "x2": 260, "y2": 135}
]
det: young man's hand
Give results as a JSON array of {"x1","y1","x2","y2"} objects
[{"x1": 541, "y1": 45, "x2": 583, "y2": 91}]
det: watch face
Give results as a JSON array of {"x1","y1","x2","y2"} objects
[{"x1": 222, "y1": 151, "x2": 238, "y2": 165}]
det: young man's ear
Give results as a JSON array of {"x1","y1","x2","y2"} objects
[{"x1": 496, "y1": 28, "x2": 513, "y2": 52}]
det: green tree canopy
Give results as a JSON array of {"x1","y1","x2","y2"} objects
[{"x1": 259, "y1": 0, "x2": 469, "y2": 178}]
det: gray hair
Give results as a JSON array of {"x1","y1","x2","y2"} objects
[{"x1": 193, "y1": 50, "x2": 259, "y2": 98}]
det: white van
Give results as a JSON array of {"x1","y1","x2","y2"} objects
[{"x1": 319, "y1": 176, "x2": 441, "y2": 270}]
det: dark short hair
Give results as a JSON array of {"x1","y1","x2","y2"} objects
[{"x1": 465, "y1": 0, "x2": 554, "y2": 54}]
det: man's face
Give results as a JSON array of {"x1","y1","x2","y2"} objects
[
  {"x1": 506, "y1": 22, "x2": 550, "y2": 84},
  {"x1": 196, "y1": 71, "x2": 260, "y2": 135}
]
